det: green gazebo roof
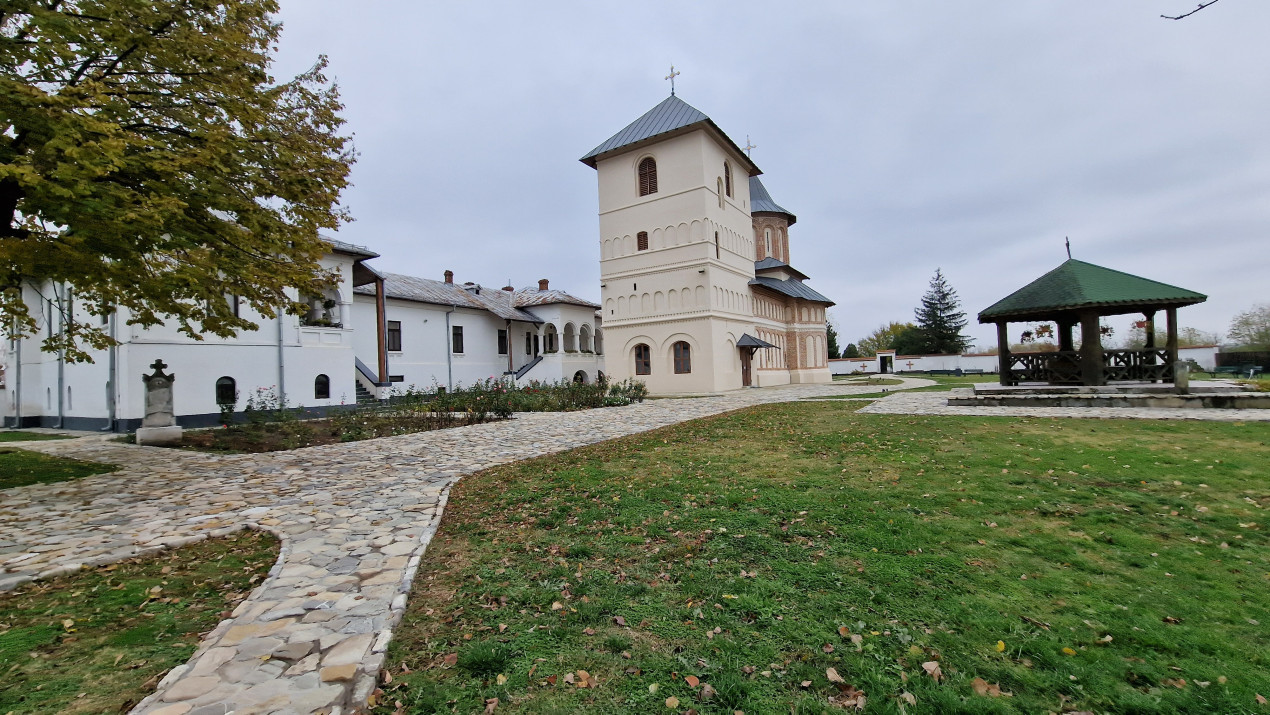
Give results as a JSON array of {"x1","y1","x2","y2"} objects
[{"x1": 978, "y1": 259, "x2": 1206, "y2": 323}]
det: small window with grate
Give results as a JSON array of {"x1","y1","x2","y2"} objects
[
  {"x1": 314, "y1": 374, "x2": 330, "y2": 399},
  {"x1": 724, "y1": 161, "x2": 732, "y2": 197},
  {"x1": 637, "y1": 231, "x2": 649, "y2": 251}
]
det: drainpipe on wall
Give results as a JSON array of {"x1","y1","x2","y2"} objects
[
  {"x1": 12, "y1": 324, "x2": 21, "y2": 428},
  {"x1": 444, "y1": 306, "x2": 456, "y2": 391},
  {"x1": 277, "y1": 309, "x2": 287, "y2": 407},
  {"x1": 55, "y1": 283, "x2": 65, "y2": 429},
  {"x1": 101, "y1": 310, "x2": 117, "y2": 431}
]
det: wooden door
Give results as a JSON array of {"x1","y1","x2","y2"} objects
[{"x1": 741, "y1": 349, "x2": 753, "y2": 387}]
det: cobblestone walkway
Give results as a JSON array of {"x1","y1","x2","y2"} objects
[
  {"x1": 0, "y1": 380, "x2": 923, "y2": 715},
  {"x1": 860, "y1": 389, "x2": 1270, "y2": 421}
]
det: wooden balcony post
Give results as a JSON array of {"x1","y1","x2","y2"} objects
[
  {"x1": 1143, "y1": 310, "x2": 1156, "y2": 349},
  {"x1": 375, "y1": 276, "x2": 389, "y2": 384},
  {"x1": 996, "y1": 321, "x2": 1011, "y2": 385},
  {"x1": 1080, "y1": 310, "x2": 1105, "y2": 386}
]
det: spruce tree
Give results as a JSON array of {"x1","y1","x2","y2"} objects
[
  {"x1": 826, "y1": 321, "x2": 841, "y2": 360},
  {"x1": 913, "y1": 269, "x2": 971, "y2": 354}
]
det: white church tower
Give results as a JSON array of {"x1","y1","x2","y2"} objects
[{"x1": 581, "y1": 94, "x2": 761, "y2": 394}]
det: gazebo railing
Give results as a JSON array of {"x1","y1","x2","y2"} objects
[
  {"x1": 1103, "y1": 349, "x2": 1171, "y2": 382},
  {"x1": 1008, "y1": 349, "x2": 1173, "y2": 384},
  {"x1": 1008, "y1": 351, "x2": 1082, "y2": 384}
]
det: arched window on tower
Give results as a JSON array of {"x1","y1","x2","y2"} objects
[
  {"x1": 638, "y1": 157, "x2": 658, "y2": 196},
  {"x1": 634, "y1": 344, "x2": 651, "y2": 375},
  {"x1": 724, "y1": 161, "x2": 732, "y2": 197},
  {"x1": 673, "y1": 341, "x2": 692, "y2": 374},
  {"x1": 637, "y1": 231, "x2": 649, "y2": 251},
  {"x1": 764, "y1": 228, "x2": 772, "y2": 258},
  {"x1": 717, "y1": 178, "x2": 724, "y2": 208}
]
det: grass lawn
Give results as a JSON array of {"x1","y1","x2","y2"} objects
[
  {"x1": 0, "y1": 431, "x2": 69, "y2": 443},
  {"x1": 0, "y1": 529, "x2": 279, "y2": 714},
  {"x1": 377, "y1": 402, "x2": 1269, "y2": 714},
  {"x1": 0, "y1": 448, "x2": 117, "y2": 490}
]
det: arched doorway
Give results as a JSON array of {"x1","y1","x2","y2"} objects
[{"x1": 573, "y1": 370, "x2": 587, "y2": 384}]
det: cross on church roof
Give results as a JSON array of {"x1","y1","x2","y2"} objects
[
  {"x1": 743, "y1": 135, "x2": 756, "y2": 156},
  {"x1": 664, "y1": 65, "x2": 680, "y2": 96}
]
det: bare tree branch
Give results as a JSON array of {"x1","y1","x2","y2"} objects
[{"x1": 1162, "y1": 0, "x2": 1221, "y2": 20}]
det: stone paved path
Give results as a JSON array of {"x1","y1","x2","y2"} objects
[
  {"x1": 860, "y1": 389, "x2": 1270, "y2": 421},
  {"x1": 0, "y1": 380, "x2": 926, "y2": 715}
]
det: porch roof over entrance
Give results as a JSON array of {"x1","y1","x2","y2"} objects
[
  {"x1": 738, "y1": 333, "x2": 778, "y2": 349},
  {"x1": 978, "y1": 259, "x2": 1206, "y2": 323}
]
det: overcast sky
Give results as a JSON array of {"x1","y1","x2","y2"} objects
[{"x1": 273, "y1": 1, "x2": 1269, "y2": 350}]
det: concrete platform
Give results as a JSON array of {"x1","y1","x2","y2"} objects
[
  {"x1": 952, "y1": 386, "x2": 1270, "y2": 409},
  {"x1": 971, "y1": 381, "x2": 1245, "y2": 396}
]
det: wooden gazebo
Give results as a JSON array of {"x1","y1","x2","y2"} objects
[{"x1": 978, "y1": 259, "x2": 1206, "y2": 386}]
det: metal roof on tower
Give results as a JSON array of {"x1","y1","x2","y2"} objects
[
  {"x1": 580, "y1": 95, "x2": 760, "y2": 175},
  {"x1": 748, "y1": 177, "x2": 796, "y2": 225}
]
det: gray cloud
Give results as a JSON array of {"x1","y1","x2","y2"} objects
[{"x1": 274, "y1": 1, "x2": 1269, "y2": 350}]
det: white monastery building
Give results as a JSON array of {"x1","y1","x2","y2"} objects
[
  {"x1": 2, "y1": 92, "x2": 836, "y2": 427},
  {"x1": 3, "y1": 241, "x2": 603, "y2": 431},
  {"x1": 581, "y1": 94, "x2": 834, "y2": 393}
]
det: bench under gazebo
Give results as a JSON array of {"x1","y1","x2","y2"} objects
[{"x1": 978, "y1": 259, "x2": 1207, "y2": 386}]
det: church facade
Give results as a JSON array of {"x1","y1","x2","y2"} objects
[{"x1": 581, "y1": 95, "x2": 833, "y2": 394}]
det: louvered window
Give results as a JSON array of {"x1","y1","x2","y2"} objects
[
  {"x1": 637, "y1": 231, "x2": 649, "y2": 251},
  {"x1": 638, "y1": 157, "x2": 658, "y2": 196},
  {"x1": 724, "y1": 162, "x2": 732, "y2": 197}
]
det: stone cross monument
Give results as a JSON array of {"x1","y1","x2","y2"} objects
[{"x1": 136, "y1": 359, "x2": 183, "y2": 446}]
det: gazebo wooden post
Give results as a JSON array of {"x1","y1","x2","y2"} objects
[
  {"x1": 1058, "y1": 320, "x2": 1075, "y2": 351},
  {"x1": 996, "y1": 321, "x2": 1011, "y2": 385},
  {"x1": 1143, "y1": 310, "x2": 1158, "y2": 382},
  {"x1": 1079, "y1": 310, "x2": 1105, "y2": 386},
  {"x1": 1166, "y1": 307, "x2": 1179, "y2": 379}
]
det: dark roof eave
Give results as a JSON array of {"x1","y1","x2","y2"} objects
[
  {"x1": 580, "y1": 121, "x2": 760, "y2": 176},
  {"x1": 978, "y1": 298, "x2": 1207, "y2": 323},
  {"x1": 751, "y1": 209, "x2": 797, "y2": 226}
]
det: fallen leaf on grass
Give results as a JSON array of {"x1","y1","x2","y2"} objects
[
  {"x1": 551, "y1": 602, "x2": 563, "y2": 611},
  {"x1": 921, "y1": 661, "x2": 943, "y2": 682},
  {"x1": 484, "y1": 697, "x2": 498, "y2": 713},
  {"x1": 546, "y1": 674, "x2": 557, "y2": 686},
  {"x1": 665, "y1": 696, "x2": 680, "y2": 708},
  {"x1": 971, "y1": 677, "x2": 1011, "y2": 697},
  {"x1": 1062, "y1": 647, "x2": 1077, "y2": 656},
  {"x1": 496, "y1": 674, "x2": 507, "y2": 686},
  {"x1": 699, "y1": 683, "x2": 716, "y2": 701},
  {"x1": 685, "y1": 675, "x2": 700, "y2": 687},
  {"x1": 442, "y1": 653, "x2": 458, "y2": 667},
  {"x1": 614, "y1": 616, "x2": 627, "y2": 626},
  {"x1": 823, "y1": 644, "x2": 835, "y2": 654},
  {"x1": 1163, "y1": 678, "x2": 1186, "y2": 689},
  {"x1": 800, "y1": 680, "x2": 812, "y2": 688},
  {"x1": 1255, "y1": 693, "x2": 1266, "y2": 705},
  {"x1": 898, "y1": 692, "x2": 916, "y2": 705},
  {"x1": 995, "y1": 640, "x2": 1005, "y2": 652},
  {"x1": 649, "y1": 683, "x2": 659, "y2": 694},
  {"x1": 838, "y1": 625, "x2": 851, "y2": 638},
  {"x1": 827, "y1": 667, "x2": 845, "y2": 683}
]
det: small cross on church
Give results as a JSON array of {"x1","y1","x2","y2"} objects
[
  {"x1": 743, "y1": 135, "x2": 756, "y2": 156},
  {"x1": 665, "y1": 65, "x2": 681, "y2": 95}
]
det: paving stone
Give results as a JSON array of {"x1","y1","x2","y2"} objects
[{"x1": 320, "y1": 663, "x2": 359, "y2": 682}]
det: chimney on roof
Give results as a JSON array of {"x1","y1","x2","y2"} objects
[
  {"x1": 464, "y1": 281, "x2": 474, "y2": 286},
  {"x1": 443, "y1": 270, "x2": 453, "y2": 284},
  {"x1": 502, "y1": 285, "x2": 514, "y2": 292},
  {"x1": 538, "y1": 279, "x2": 549, "y2": 291}
]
